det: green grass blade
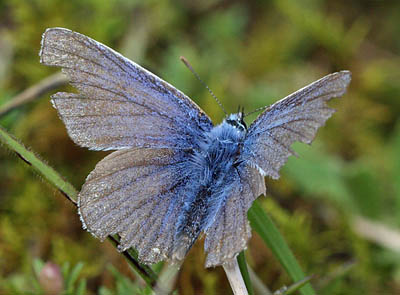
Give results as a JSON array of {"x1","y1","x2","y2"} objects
[
  {"x1": 65, "y1": 262, "x2": 84, "y2": 293},
  {"x1": 61, "y1": 262, "x2": 71, "y2": 281},
  {"x1": 282, "y1": 275, "x2": 313, "y2": 295},
  {"x1": 32, "y1": 258, "x2": 44, "y2": 278},
  {"x1": 0, "y1": 125, "x2": 78, "y2": 202},
  {"x1": 108, "y1": 235, "x2": 158, "y2": 285},
  {"x1": 248, "y1": 200, "x2": 316, "y2": 295},
  {"x1": 75, "y1": 279, "x2": 87, "y2": 295},
  {"x1": 237, "y1": 251, "x2": 254, "y2": 295}
]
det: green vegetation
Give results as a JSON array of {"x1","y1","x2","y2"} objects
[{"x1": 1, "y1": 0, "x2": 400, "y2": 294}]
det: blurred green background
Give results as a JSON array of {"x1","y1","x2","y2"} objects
[{"x1": 1, "y1": 0, "x2": 400, "y2": 294}]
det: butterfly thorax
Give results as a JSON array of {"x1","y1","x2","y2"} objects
[
  {"x1": 173, "y1": 113, "x2": 247, "y2": 260},
  {"x1": 198, "y1": 113, "x2": 247, "y2": 186}
]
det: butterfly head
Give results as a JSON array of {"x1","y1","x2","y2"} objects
[{"x1": 225, "y1": 111, "x2": 247, "y2": 132}]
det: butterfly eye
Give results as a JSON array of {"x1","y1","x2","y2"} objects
[
  {"x1": 226, "y1": 119, "x2": 246, "y2": 132},
  {"x1": 240, "y1": 118, "x2": 247, "y2": 130}
]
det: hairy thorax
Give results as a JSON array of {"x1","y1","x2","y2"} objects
[{"x1": 200, "y1": 120, "x2": 246, "y2": 186}]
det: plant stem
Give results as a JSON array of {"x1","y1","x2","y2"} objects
[
  {"x1": 153, "y1": 260, "x2": 182, "y2": 295},
  {"x1": 223, "y1": 259, "x2": 249, "y2": 295},
  {"x1": 0, "y1": 73, "x2": 68, "y2": 117},
  {"x1": 237, "y1": 252, "x2": 254, "y2": 295}
]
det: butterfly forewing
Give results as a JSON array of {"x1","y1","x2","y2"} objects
[
  {"x1": 243, "y1": 71, "x2": 351, "y2": 179},
  {"x1": 40, "y1": 27, "x2": 212, "y2": 151}
]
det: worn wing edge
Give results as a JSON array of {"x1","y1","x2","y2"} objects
[
  {"x1": 39, "y1": 27, "x2": 212, "y2": 124},
  {"x1": 249, "y1": 70, "x2": 351, "y2": 130}
]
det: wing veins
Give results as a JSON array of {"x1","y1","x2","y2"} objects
[
  {"x1": 45, "y1": 44, "x2": 114, "y2": 73},
  {"x1": 259, "y1": 131, "x2": 296, "y2": 156},
  {"x1": 251, "y1": 89, "x2": 342, "y2": 130},
  {"x1": 254, "y1": 117, "x2": 321, "y2": 137},
  {"x1": 48, "y1": 46, "x2": 183, "y2": 124},
  {"x1": 85, "y1": 158, "x2": 185, "y2": 186},
  {"x1": 89, "y1": 170, "x2": 186, "y2": 227},
  {"x1": 250, "y1": 150, "x2": 280, "y2": 175},
  {"x1": 277, "y1": 81, "x2": 346, "y2": 110},
  {"x1": 57, "y1": 96, "x2": 129, "y2": 104},
  {"x1": 70, "y1": 32, "x2": 128, "y2": 74},
  {"x1": 278, "y1": 125, "x2": 307, "y2": 140},
  {"x1": 261, "y1": 106, "x2": 333, "y2": 125},
  {"x1": 68, "y1": 32, "x2": 196, "y2": 121},
  {"x1": 63, "y1": 113, "x2": 148, "y2": 118},
  {"x1": 66, "y1": 78, "x2": 180, "y2": 125},
  {"x1": 136, "y1": 178, "x2": 187, "y2": 251}
]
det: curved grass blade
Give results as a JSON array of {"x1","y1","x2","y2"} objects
[
  {"x1": 0, "y1": 73, "x2": 68, "y2": 117},
  {"x1": 273, "y1": 275, "x2": 313, "y2": 295},
  {"x1": 0, "y1": 125, "x2": 77, "y2": 201},
  {"x1": 0, "y1": 125, "x2": 157, "y2": 287},
  {"x1": 65, "y1": 262, "x2": 84, "y2": 293},
  {"x1": 237, "y1": 251, "x2": 254, "y2": 295},
  {"x1": 75, "y1": 279, "x2": 87, "y2": 295},
  {"x1": 248, "y1": 200, "x2": 316, "y2": 295},
  {"x1": 154, "y1": 261, "x2": 182, "y2": 295},
  {"x1": 108, "y1": 235, "x2": 158, "y2": 285},
  {"x1": 248, "y1": 266, "x2": 272, "y2": 295}
]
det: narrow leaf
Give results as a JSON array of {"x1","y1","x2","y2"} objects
[
  {"x1": 248, "y1": 200, "x2": 316, "y2": 295},
  {"x1": 278, "y1": 275, "x2": 313, "y2": 295},
  {"x1": 61, "y1": 262, "x2": 71, "y2": 281},
  {"x1": 108, "y1": 235, "x2": 158, "y2": 285},
  {"x1": 0, "y1": 125, "x2": 78, "y2": 202},
  {"x1": 75, "y1": 279, "x2": 87, "y2": 295},
  {"x1": 65, "y1": 262, "x2": 84, "y2": 292},
  {"x1": 32, "y1": 258, "x2": 44, "y2": 278},
  {"x1": 237, "y1": 251, "x2": 254, "y2": 295}
]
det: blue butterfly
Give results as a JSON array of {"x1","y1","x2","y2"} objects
[{"x1": 40, "y1": 28, "x2": 351, "y2": 268}]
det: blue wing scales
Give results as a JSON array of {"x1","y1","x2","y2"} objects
[
  {"x1": 243, "y1": 71, "x2": 351, "y2": 179},
  {"x1": 40, "y1": 27, "x2": 212, "y2": 151},
  {"x1": 78, "y1": 148, "x2": 192, "y2": 264},
  {"x1": 204, "y1": 164, "x2": 265, "y2": 267}
]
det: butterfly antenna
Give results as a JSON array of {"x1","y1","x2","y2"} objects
[
  {"x1": 244, "y1": 105, "x2": 268, "y2": 117},
  {"x1": 180, "y1": 56, "x2": 227, "y2": 116}
]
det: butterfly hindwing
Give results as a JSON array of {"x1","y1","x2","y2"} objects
[
  {"x1": 78, "y1": 148, "x2": 194, "y2": 264},
  {"x1": 243, "y1": 71, "x2": 351, "y2": 179},
  {"x1": 40, "y1": 27, "x2": 212, "y2": 151},
  {"x1": 204, "y1": 164, "x2": 266, "y2": 267}
]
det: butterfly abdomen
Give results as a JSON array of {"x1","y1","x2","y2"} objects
[{"x1": 172, "y1": 120, "x2": 246, "y2": 260}]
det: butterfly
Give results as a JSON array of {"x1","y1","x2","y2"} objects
[{"x1": 39, "y1": 27, "x2": 351, "y2": 268}]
